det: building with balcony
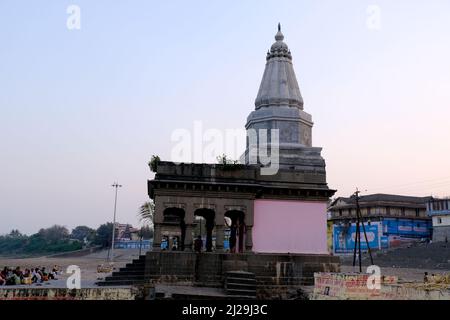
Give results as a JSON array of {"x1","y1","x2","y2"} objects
[
  {"x1": 426, "y1": 197, "x2": 450, "y2": 242},
  {"x1": 328, "y1": 194, "x2": 432, "y2": 253}
]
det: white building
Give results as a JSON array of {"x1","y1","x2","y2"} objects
[{"x1": 427, "y1": 198, "x2": 450, "y2": 242}]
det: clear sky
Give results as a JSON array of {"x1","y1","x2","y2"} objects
[{"x1": 1, "y1": 1, "x2": 450, "y2": 235}]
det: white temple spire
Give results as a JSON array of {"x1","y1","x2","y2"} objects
[{"x1": 254, "y1": 24, "x2": 303, "y2": 110}]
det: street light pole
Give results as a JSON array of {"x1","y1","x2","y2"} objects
[{"x1": 110, "y1": 182, "x2": 122, "y2": 263}]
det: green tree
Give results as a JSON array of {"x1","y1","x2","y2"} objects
[
  {"x1": 138, "y1": 225, "x2": 153, "y2": 240},
  {"x1": 94, "y1": 223, "x2": 114, "y2": 248},
  {"x1": 8, "y1": 229, "x2": 23, "y2": 238},
  {"x1": 0, "y1": 232, "x2": 28, "y2": 255},
  {"x1": 0, "y1": 226, "x2": 83, "y2": 255},
  {"x1": 37, "y1": 225, "x2": 69, "y2": 243},
  {"x1": 70, "y1": 226, "x2": 96, "y2": 243}
]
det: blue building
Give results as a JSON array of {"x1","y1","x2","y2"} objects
[
  {"x1": 114, "y1": 240, "x2": 152, "y2": 249},
  {"x1": 329, "y1": 194, "x2": 432, "y2": 253}
]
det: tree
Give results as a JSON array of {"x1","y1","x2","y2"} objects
[
  {"x1": 71, "y1": 226, "x2": 96, "y2": 243},
  {"x1": 94, "y1": 223, "x2": 114, "y2": 248},
  {"x1": 8, "y1": 229, "x2": 23, "y2": 238},
  {"x1": 138, "y1": 225, "x2": 153, "y2": 240},
  {"x1": 139, "y1": 201, "x2": 155, "y2": 226},
  {"x1": 0, "y1": 226, "x2": 83, "y2": 255},
  {"x1": 38, "y1": 225, "x2": 69, "y2": 243}
]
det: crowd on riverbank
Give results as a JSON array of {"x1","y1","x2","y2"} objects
[{"x1": 0, "y1": 266, "x2": 60, "y2": 285}]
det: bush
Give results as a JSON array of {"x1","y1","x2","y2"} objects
[{"x1": 148, "y1": 155, "x2": 160, "y2": 172}]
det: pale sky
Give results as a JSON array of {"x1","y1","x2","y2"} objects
[{"x1": 1, "y1": 1, "x2": 450, "y2": 235}]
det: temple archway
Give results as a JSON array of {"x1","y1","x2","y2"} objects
[
  {"x1": 194, "y1": 208, "x2": 215, "y2": 252},
  {"x1": 163, "y1": 207, "x2": 186, "y2": 251},
  {"x1": 225, "y1": 210, "x2": 245, "y2": 253}
]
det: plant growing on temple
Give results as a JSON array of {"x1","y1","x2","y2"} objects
[
  {"x1": 139, "y1": 201, "x2": 155, "y2": 227},
  {"x1": 148, "y1": 155, "x2": 160, "y2": 172},
  {"x1": 217, "y1": 153, "x2": 229, "y2": 165},
  {"x1": 216, "y1": 154, "x2": 244, "y2": 170}
]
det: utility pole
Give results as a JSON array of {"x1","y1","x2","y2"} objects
[
  {"x1": 352, "y1": 192, "x2": 362, "y2": 271},
  {"x1": 352, "y1": 188, "x2": 374, "y2": 272},
  {"x1": 110, "y1": 182, "x2": 122, "y2": 263},
  {"x1": 355, "y1": 190, "x2": 374, "y2": 266}
]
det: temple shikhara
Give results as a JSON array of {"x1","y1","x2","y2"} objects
[{"x1": 102, "y1": 25, "x2": 340, "y2": 295}]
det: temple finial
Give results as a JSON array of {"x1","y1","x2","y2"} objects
[{"x1": 275, "y1": 23, "x2": 284, "y2": 41}]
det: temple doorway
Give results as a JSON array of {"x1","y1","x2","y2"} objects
[
  {"x1": 194, "y1": 208, "x2": 215, "y2": 252},
  {"x1": 225, "y1": 210, "x2": 245, "y2": 253},
  {"x1": 162, "y1": 207, "x2": 186, "y2": 251}
]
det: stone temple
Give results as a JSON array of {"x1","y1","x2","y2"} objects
[{"x1": 101, "y1": 25, "x2": 340, "y2": 297}]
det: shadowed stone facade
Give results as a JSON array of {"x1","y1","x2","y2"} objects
[{"x1": 148, "y1": 161, "x2": 335, "y2": 253}]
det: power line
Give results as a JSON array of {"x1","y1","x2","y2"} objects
[{"x1": 367, "y1": 175, "x2": 450, "y2": 193}]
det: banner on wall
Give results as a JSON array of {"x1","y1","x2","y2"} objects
[
  {"x1": 333, "y1": 223, "x2": 380, "y2": 253},
  {"x1": 383, "y1": 218, "x2": 431, "y2": 238}
]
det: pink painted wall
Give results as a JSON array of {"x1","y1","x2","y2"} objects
[{"x1": 252, "y1": 199, "x2": 328, "y2": 254}]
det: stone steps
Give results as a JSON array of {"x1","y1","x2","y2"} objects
[
  {"x1": 97, "y1": 255, "x2": 147, "y2": 286},
  {"x1": 225, "y1": 271, "x2": 256, "y2": 299},
  {"x1": 97, "y1": 279, "x2": 142, "y2": 287},
  {"x1": 105, "y1": 275, "x2": 145, "y2": 281},
  {"x1": 113, "y1": 270, "x2": 145, "y2": 277},
  {"x1": 226, "y1": 288, "x2": 257, "y2": 297},
  {"x1": 226, "y1": 282, "x2": 257, "y2": 291},
  {"x1": 226, "y1": 277, "x2": 256, "y2": 284},
  {"x1": 125, "y1": 262, "x2": 145, "y2": 268}
]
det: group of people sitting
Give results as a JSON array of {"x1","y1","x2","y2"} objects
[{"x1": 0, "y1": 266, "x2": 60, "y2": 286}]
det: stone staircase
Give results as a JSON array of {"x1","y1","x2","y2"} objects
[
  {"x1": 224, "y1": 271, "x2": 257, "y2": 299},
  {"x1": 97, "y1": 255, "x2": 147, "y2": 287}
]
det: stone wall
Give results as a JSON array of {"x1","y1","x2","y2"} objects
[
  {"x1": 311, "y1": 273, "x2": 450, "y2": 300},
  {"x1": 433, "y1": 225, "x2": 450, "y2": 242},
  {"x1": 145, "y1": 251, "x2": 340, "y2": 290},
  {"x1": 0, "y1": 287, "x2": 138, "y2": 300}
]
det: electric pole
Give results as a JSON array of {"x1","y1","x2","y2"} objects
[
  {"x1": 110, "y1": 182, "x2": 122, "y2": 263},
  {"x1": 355, "y1": 190, "x2": 374, "y2": 266},
  {"x1": 352, "y1": 188, "x2": 374, "y2": 272}
]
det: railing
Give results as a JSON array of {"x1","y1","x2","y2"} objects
[{"x1": 427, "y1": 210, "x2": 450, "y2": 216}]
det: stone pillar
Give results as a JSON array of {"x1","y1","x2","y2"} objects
[
  {"x1": 184, "y1": 224, "x2": 194, "y2": 251},
  {"x1": 215, "y1": 225, "x2": 225, "y2": 252},
  {"x1": 152, "y1": 224, "x2": 162, "y2": 251},
  {"x1": 245, "y1": 226, "x2": 253, "y2": 252}
]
